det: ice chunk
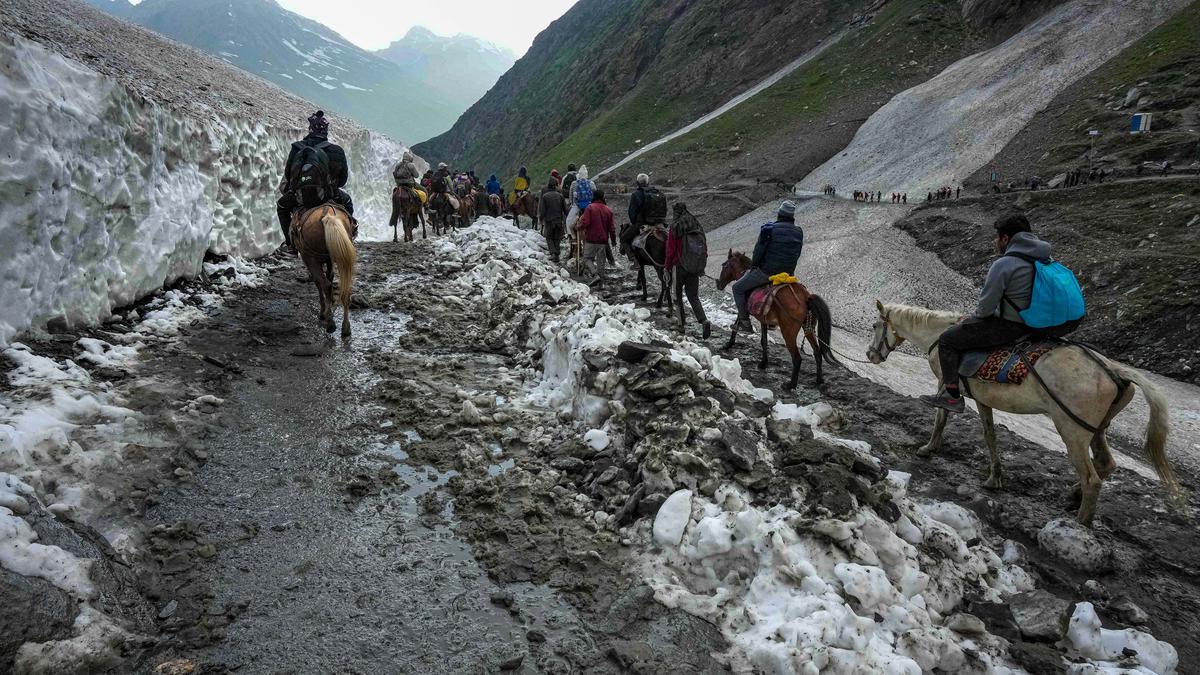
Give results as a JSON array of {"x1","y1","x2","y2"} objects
[
  {"x1": 583, "y1": 429, "x2": 610, "y2": 451},
  {"x1": 1066, "y1": 602, "x2": 1177, "y2": 674},
  {"x1": 653, "y1": 489, "x2": 693, "y2": 547}
]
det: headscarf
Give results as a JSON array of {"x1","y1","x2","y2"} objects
[
  {"x1": 577, "y1": 165, "x2": 589, "y2": 180},
  {"x1": 402, "y1": 150, "x2": 413, "y2": 162},
  {"x1": 518, "y1": 166, "x2": 528, "y2": 178}
]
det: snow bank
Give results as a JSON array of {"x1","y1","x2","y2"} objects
[
  {"x1": 0, "y1": 32, "x2": 417, "y2": 346},
  {"x1": 445, "y1": 216, "x2": 1179, "y2": 674},
  {"x1": 797, "y1": 0, "x2": 1192, "y2": 194}
]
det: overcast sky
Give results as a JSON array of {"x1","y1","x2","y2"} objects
[{"x1": 275, "y1": 0, "x2": 578, "y2": 56}]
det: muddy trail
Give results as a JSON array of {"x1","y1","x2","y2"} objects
[
  {"x1": 585, "y1": 245, "x2": 1200, "y2": 670},
  {"x1": 133, "y1": 242, "x2": 724, "y2": 674}
]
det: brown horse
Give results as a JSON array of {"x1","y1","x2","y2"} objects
[
  {"x1": 488, "y1": 193, "x2": 504, "y2": 218},
  {"x1": 716, "y1": 251, "x2": 836, "y2": 388},
  {"x1": 456, "y1": 189, "x2": 476, "y2": 227},
  {"x1": 510, "y1": 190, "x2": 539, "y2": 230},
  {"x1": 293, "y1": 205, "x2": 356, "y2": 337},
  {"x1": 427, "y1": 192, "x2": 458, "y2": 236},
  {"x1": 390, "y1": 187, "x2": 426, "y2": 242}
]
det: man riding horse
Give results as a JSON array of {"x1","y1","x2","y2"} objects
[
  {"x1": 621, "y1": 173, "x2": 668, "y2": 259},
  {"x1": 921, "y1": 214, "x2": 1078, "y2": 413},
  {"x1": 275, "y1": 111, "x2": 354, "y2": 251},
  {"x1": 731, "y1": 200, "x2": 805, "y2": 331}
]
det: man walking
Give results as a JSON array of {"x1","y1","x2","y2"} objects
[
  {"x1": 539, "y1": 179, "x2": 567, "y2": 263},
  {"x1": 575, "y1": 190, "x2": 616, "y2": 289}
]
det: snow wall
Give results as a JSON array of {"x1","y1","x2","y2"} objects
[{"x1": 0, "y1": 32, "x2": 420, "y2": 346}]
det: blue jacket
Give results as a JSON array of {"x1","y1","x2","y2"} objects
[
  {"x1": 486, "y1": 176, "x2": 501, "y2": 195},
  {"x1": 750, "y1": 220, "x2": 804, "y2": 276}
]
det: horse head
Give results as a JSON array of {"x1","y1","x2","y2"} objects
[
  {"x1": 867, "y1": 299, "x2": 906, "y2": 364},
  {"x1": 716, "y1": 250, "x2": 751, "y2": 291}
]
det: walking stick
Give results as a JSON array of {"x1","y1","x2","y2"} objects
[{"x1": 574, "y1": 229, "x2": 582, "y2": 276}]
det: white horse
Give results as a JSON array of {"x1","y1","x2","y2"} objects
[{"x1": 866, "y1": 301, "x2": 1181, "y2": 525}]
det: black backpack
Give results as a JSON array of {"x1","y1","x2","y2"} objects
[
  {"x1": 644, "y1": 187, "x2": 668, "y2": 224},
  {"x1": 678, "y1": 220, "x2": 707, "y2": 275},
  {"x1": 290, "y1": 141, "x2": 332, "y2": 208}
]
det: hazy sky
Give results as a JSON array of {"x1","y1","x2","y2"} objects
[{"x1": 275, "y1": 0, "x2": 578, "y2": 56}]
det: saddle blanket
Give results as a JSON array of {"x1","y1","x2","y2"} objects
[
  {"x1": 393, "y1": 186, "x2": 427, "y2": 204},
  {"x1": 748, "y1": 283, "x2": 806, "y2": 319},
  {"x1": 959, "y1": 341, "x2": 1057, "y2": 384}
]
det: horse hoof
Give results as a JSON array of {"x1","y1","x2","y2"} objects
[
  {"x1": 342, "y1": 328, "x2": 351, "y2": 339},
  {"x1": 916, "y1": 444, "x2": 937, "y2": 457},
  {"x1": 983, "y1": 476, "x2": 1004, "y2": 490}
]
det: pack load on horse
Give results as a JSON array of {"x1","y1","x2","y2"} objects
[
  {"x1": 664, "y1": 202, "x2": 711, "y2": 338},
  {"x1": 719, "y1": 200, "x2": 836, "y2": 388},
  {"x1": 390, "y1": 150, "x2": 427, "y2": 242},
  {"x1": 868, "y1": 215, "x2": 1182, "y2": 525},
  {"x1": 275, "y1": 111, "x2": 355, "y2": 251}
]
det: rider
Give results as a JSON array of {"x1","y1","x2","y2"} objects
[
  {"x1": 561, "y1": 164, "x2": 578, "y2": 198},
  {"x1": 486, "y1": 174, "x2": 501, "y2": 196},
  {"x1": 567, "y1": 164, "x2": 594, "y2": 229},
  {"x1": 920, "y1": 215, "x2": 1054, "y2": 413},
  {"x1": 731, "y1": 200, "x2": 804, "y2": 331},
  {"x1": 432, "y1": 163, "x2": 452, "y2": 193},
  {"x1": 392, "y1": 151, "x2": 421, "y2": 196},
  {"x1": 512, "y1": 166, "x2": 530, "y2": 205},
  {"x1": 276, "y1": 110, "x2": 353, "y2": 250},
  {"x1": 623, "y1": 172, "x2": 667, "y2": 255}
]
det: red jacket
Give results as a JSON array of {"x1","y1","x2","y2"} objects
[
  {"x1": 665, "y1": 229, "x2": 683, "y2": 269},
  {"x1": 577, "y1": 202, "x2": 615, "y2": 244}
]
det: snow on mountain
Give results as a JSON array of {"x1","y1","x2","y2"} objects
[
  {"x1": 81, "y1": 0, "x2": 473, "y2": 144},
  {"x1": 376, "y1": 26, "x2": 515, "y2": 116},
  {"x1": 1, "y1": 0, "x2": 423, "y2": 346}
]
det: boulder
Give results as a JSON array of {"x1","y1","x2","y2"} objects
[
  {"x1": 1036, "y1": 518, "x2": 1111, "y2": 573},
  {"x1": 1010, "y1": 589, "x2": 1069, "y2": 641},
  {"x1": 714, "y1": 421, "x2": 759, "y2": 471}
]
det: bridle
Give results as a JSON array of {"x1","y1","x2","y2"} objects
[{"x1": 868, "y1": 312, "x2": 905, "y2": 362}]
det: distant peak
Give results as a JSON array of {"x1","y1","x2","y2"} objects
[{"x1": 404, "y1": 25, "x2": 438, "y2": 39}]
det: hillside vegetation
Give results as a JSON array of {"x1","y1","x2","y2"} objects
[{"x1": 414, "y1": 0, "x2": 873, "y2": 179}]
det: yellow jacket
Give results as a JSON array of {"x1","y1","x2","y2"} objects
[{"x1": 514, "y1": 176, "x2": 529, "y2": 192}]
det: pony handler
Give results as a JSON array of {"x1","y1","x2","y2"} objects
[{"x1": 867, "y1": 301, "x2": 1180, "y2": 525}]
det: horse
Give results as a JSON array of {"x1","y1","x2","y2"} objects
[
  {"x1": 292, "y1": 205, "x2": 356, "y2": 337},
  {"x1": 716, "y1": 251, "x2": 836, "y2": 388},
  {"x1": 619, "y1": 223, "x2": 672, "y2": 310},
  {"x1": 390, "y1": 186, "x2": 426, "y2": 242},
  {"x1": 866, "y1": 301, "x2": 1182, "y2": 525},
  {"x1": 510, "y1": 190, "x2": 539, "y2": 230},
  {"x1": 488, "y1": 193, "x2": 504, "y2": 218},
  {"x1": 456, "y1": 190, "x2": 476, "y2": 228},
  {"x1": 427, "y1": 191, "x2": 458, "y2": 236}
]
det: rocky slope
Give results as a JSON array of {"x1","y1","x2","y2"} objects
[
  {"x1": 81, "y1": 0, "x2": 506, "y2": 144},
  {"x1": 0, "y1": 0, "x2": 420, "y2": 345}
]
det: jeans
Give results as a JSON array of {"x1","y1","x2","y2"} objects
[
  {"x1": 276, "y1": 189, "x2": 354, "y2": 245},
  {"x1": 675, "y1": 269, "x2": 707, "y2": 324},
  {"x1": 731, "y1": 268, "x2": 770, "y2": 322},
  {"x1": 937, "y1": 316, "x2": 1030, "y2": 387}
]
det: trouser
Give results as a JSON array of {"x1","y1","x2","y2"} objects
[
  {"x1": 566, "y1": 204, "x2": 580, "y2": 230},
  {"x1": 583, "y1": 242, "x2": 608, "y2": 281},
  {"x1": 276, "y1": 189, "x2": 354, "y2": 245},
  {"x1": 936, "y1": 317, "x2": 1029, "y2": 387},
  {"x1": 544, "y1": 220, "x2": 564, "y2": 262},
  {"x1": 674, "y1": 269, "x2": 707, "y2": 324},
  {"x1": 731, "y1": 268, "x2": 771, "y2": 322}
]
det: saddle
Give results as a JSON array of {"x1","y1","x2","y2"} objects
[
  {"x1": 393, "y1": 185, "x2": 427, "y2": 205},
  {"x1": 959, "y1": 340, "x2": 1058, "y2": 384},
  {"x1": 747, "y1": 282, "x2": 808, "y2": 324},
  {"x1": 632, "y1": 225, "x2": 667, "y2": 251}
]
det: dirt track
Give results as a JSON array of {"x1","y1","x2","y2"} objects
[{"x1": 114, "y1": 230, "x2": 1200, "y2": 673}]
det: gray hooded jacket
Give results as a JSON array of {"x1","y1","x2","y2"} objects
[{"x1": 975, "y1": 232, "x2": 1052, "y2": 323}]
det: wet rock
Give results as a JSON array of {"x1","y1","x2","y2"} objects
[
  {"x1": 0, "y1": 568, "x2": 78, "y2": 669},
  {"x1": 965, "y1": 600, "x2": 1019, "y2": 641},
  {"x1": 1010, "y1": 589, "x2": 1068, "y2": 641},
  {"x1": 1111, "y1": 597, "x2": 1150, "y2": 626},
  {"x1": 1008, "y1": 642, "x2": 1064, "y2": 674},
  {"x1": 489, "y1": 590, "x2": 515, "y2": 609},
  {"x1": 498, "y1": 652, "x2": 525, "y2": 670},
  {"x1": 616, "y1": 341, "x2": 671, "y2": 364},
  {"x1": 715, "y1": 421, "x2": 758, "y2": 471},
  {"x1": 1037, "y1": 518, "x2": 1111, "y2": 573},
  {"x1": 637, "y1": 492, "x2": 667, "y2": 517}
]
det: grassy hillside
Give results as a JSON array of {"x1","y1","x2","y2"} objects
[{"x1": 414, "y1": 0, "x2": 872, "y2": 181}]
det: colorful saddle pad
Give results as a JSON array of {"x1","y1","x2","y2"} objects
[
  {"x1": 748, "y1": 283, "x2": 808, "y2": 319},
  {"x1": 959, "y1": 341, "x2": 1057, "y2": 384}
]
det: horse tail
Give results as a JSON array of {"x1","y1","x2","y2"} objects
[
  {"x1": 807, "y1": 294, "x2": 838, "y2": 366},
  {"x1": 1107, "y1": 359, "x2": 1183, "y2": 508},
  {"x1": 323, "y1": 213, "x2": 356, "y2": 309}
]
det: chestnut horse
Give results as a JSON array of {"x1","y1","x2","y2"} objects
[
  {"x1": 293, "y1": 205, "x2": 356, "y2": 337},
  {"x1": 389, "y1": 187, "x2": 426, "y2": 242},
  {"x1": 716, "y1": 251, "x2": 836, "y2": 388},
  {"x1": 510, "y1": 190, "x2": 539, "y2": 230}
]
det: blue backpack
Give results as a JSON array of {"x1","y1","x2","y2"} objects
[{"x1": 1006, "y1": 252, "x2": 1086, "y2": 334}]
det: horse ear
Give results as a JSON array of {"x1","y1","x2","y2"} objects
[
  {"x1": 727, "y1": 248, "x2": 733, "y2": 257},
  {"x1": 875, "y1": 299, "x2": 885, "y2": 315}
]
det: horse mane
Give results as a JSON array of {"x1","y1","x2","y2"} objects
[{"x1": 884, "y1": 303, "x2": 960, "y2": 331}]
